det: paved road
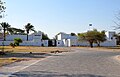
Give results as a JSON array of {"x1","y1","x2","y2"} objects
[{"x1": 2, "y1": 48, "x2": 120, "y2": 77}]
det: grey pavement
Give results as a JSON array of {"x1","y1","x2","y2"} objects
[{"x1": 1, "y1": 48, "x2": 120, "y2": 77}]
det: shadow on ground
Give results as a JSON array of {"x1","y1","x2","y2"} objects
[
  {"x1": 10, "y1": 71, "x2": 105, "y2": 77},
  {"x1": 0, "y1": 52, "x2": 53, "y2": 58},
  {"x1": 0, "y1": 51, "x2": 65, "y2": 59}
]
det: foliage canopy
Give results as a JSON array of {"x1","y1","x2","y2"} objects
[{"x1": 78, "y1": 29, "x2": 106, "y2": 47}]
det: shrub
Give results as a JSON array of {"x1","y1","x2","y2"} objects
[{"x1": 9, "y1": 43, "x2": 15, "y2": 48}]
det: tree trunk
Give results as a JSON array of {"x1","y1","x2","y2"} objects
[
  {"x1": 3, "y1": 28, "x2": 6, "y2": 41},
  {"x1": 27, "y1": 31, "x2": 29, "y2": 41},
  {"x1": 90, "y1": 42, "x2": 93, "y2": 48},
  {"x1": 97, "y1": 43, "x2": 100, "y2": 47},
  {"x1": 27, "y1": 34, "x2": 28, "y2": 41},
  {"x1": 97, "y1": 41, "x2": 100, "y2": 47}
]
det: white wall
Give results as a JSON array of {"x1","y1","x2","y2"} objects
[
  {"x1": 57, "y1": 34, "x2": 62, "y2": 40},
  {"x1": 0, "y1": 40, "x2": 42, "y2": 46},
  {"x1": 106, "y1": 31, "x2": 115, "y2": 39},
  {"x1": 77, "y1": 38, "x2": 116, "y2": 47},
  {"x1": 6, "y1": 35, "x2": 33, "y2": 41},
  {"x1": 63, "y1": 39, "x2": 69, "y2": 47},
  {"x1": 56, "y1": 31, "x2": 117, "y2": 47},
  {"x1": 77, "y1": 41, "x2": 89, "y2": 46},
  {"x1": 0, "y1": 31, "x2": 43, "y2": 46},
  {"x1": 56, "y1": 40, "x2": 64, "y2": 47},
  {"x1": 57, "y1": 33, "x2": 71, "y2": 40},
  {"x1": 42, "y1": 40, "x2": 48, "y2": 47},
  {"x1": 0, "y1": 41, "x2": 14, "y2": 46},
  {"x1": 71, "y1": 39, "x2": 77, "y2": 46},
  {"x1": 77, "y1": 31, "x2": 117, "y2": 47},
  {"x1": 5, "y1": 31, "x2": 42, "y2": 41},
  {"x1": 100, "y1": 38, "x2": 116, "y2": 47}
]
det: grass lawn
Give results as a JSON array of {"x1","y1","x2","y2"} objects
[
  {"x1": 0, "y1": 46, "x2": 70, "y2": 53},
  {"x1": 1, "y1": 46, "x2": 120, "y2": 52}
]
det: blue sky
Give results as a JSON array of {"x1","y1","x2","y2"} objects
[{"x1": 2, "y1": 0, "x2": 120, "y2": 38}]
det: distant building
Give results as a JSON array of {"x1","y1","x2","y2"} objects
[
  {"x1": 0, "y1": 31, "x2": 117, "y2": 47},
  {"x1": 56, "y1": 31, "x2": 117, "y2": 47},
  {"x1": 56, "y1": 32, "x2": 78, "y2": 47},
  {"x1": 0, "y1": 31, "x2": 48, "y2": 46}
]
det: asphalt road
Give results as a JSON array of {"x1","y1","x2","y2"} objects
[{"x1": 3, "y1": 48, "x2": 120, "y2": 77}]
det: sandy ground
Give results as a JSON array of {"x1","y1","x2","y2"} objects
[
  {"x1": 0, "y1": 46, "x2": 120, "y2": 67},
  {"x1": 2, "y1": 46, "x2": 71, "y2": 52},
  {"x1": 76, "y1": 47, "x2": 120, "y2": 52},
  {"x1": 0, "y1": 47, "x2": 71, "y2": 67},
  {"x1": 117, "y1": 56, "x2": 120, "y2": 61},
  {"x1": 119, "y1": 56, "x2": 120, "y2": 60},
  {"x1": 1, "y1": 46, "x2": 120, "y2": 52},
  {"x1": 77, "y1": 47, "x2": 120, "y2": 61}
]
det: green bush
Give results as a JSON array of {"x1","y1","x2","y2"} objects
[
  {"x1": 10, "y1": 38, "x2": 22, "y2": 48},
  {"x1": 14, "y1": 38, "x2": 22, "y2": 46},
  {"x1": 9, "y1": 43, "x2": 15, "y2": 48}
]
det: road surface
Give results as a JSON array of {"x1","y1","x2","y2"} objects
[{"x1": 1, "y1": 48, "x2": 120, "y2": 77}]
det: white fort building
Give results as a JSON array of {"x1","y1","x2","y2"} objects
[
  {"x1": 0, "y1": 31, "x2": 117, "y2": 47},
  {"x1": 56, "y1": 31, "x2": 116, "y2": 47},
  {"x1": 0, "y1": 31, "x2": 48, "y2": 46}
]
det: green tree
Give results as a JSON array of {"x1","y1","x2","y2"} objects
[
  {"x1": 14, "y1": 38, "x2": 22, "y2": 46},
  {"x1": 10, "y1": 38, "x2": 22, "y2": 49},
  {"x1": 78, "y1": 29, "x2": 106, "y2": 47},
  {"x1": 8, "y1": 27, "x2": 25, "y2": 35},
  {"x1": 0, "y1": 0, "x2": 6, "y2": 18},
  {"x1": 0, "y1": 0, "x2": 6, "y2": 54},
  {"x1": 78, "y1": 32, "x2": 94, "y2": 48},
  {"x1": 25, "y1": 23, "x2": 36, "y2": 41},
  {"x1": 0, "y1": 22, "x2": 11, "y2": 40},
  {"x1": 42, "y1": 32, "x2": 49, "y2": 40},
  {"x1": 94, "y1": 30, "x2": 106, "y2": 46},
  {"x1": 71, "y1": 33, "x2": 76, "y2": 36},
  {"x1": 10, "y1": 43, "x2": 15, "y2": 48}
]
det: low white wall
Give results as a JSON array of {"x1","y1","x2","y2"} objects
[
  {"x1": 63, "y1": 39, "x2": 68, "y2": 47},
  {"x1": 100, "y1": 39, "x2": 116, "y2": 47},
  {"x1": 56, "y1": 40, "x2": 64, "y2": 47},
  {"x1": 3, "y1": 31, "x2": 42, "y2": 41},
  {"x1": 0, "y1": 41, "x2": 14, "y2": 46},
  {"x1": 0, "y1": 31, "x2": 43, "y2": 46},
  {"x1": 70, "y1": 39, "x2": 77, "y2": 46},
  {"x1": 77, "y1": 41, "x2": 89, "y2": 46},
  {"x1": 77, "y1": 39, "x2": 116, "y2": 47},
  {"x1": 0, "y1": 41, "x2": 42, "y2": 46},
  {"x1": 61, "y1": 39, "x2": 78, "y2": 47},
  {"x1": 20, "y1": 41, "x2": 41, "y2": 46},
  {"x1": 42, "y1": 40, "x2": 48, "y2": 47},
  {"x1": 6, "y1": 35, "x2": 33, "y2": 41}
]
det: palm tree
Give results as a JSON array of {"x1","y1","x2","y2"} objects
[
  {"x1": 25, "y1": 23, "x2": 36, "y2": 41},
  {"x1": 0, "y1": 22, "x2": 11, "y2": 41}
]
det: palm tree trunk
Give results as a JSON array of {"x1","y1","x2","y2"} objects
[
  {"x1": 27, "y1": 34, "x2": 28, "y2": 41},
  {"x1": 3, "y1": 28, "x2": 6, "y2": 41},
  {"x1": 27, "y1": 31, "x2": 29, "y2": 41}
]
